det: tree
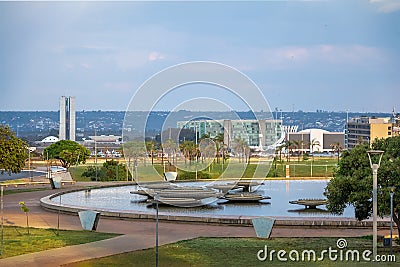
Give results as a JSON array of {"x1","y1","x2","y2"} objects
[
  {"x1": 82, "y1": 160, "x2": 131, "y2": 181},
  {"x1": 325, "y1": 136, "x2": 400, "y2": 236},
  {"x1": 145, "y1": 140, "x2": 157, "y2": 165},
  {"x1": 19, "y1": 201, "x2": 30, "y2": 234},
  {"x1": 232, "y1": 137, "x2": 250, "y2": 163},
  {"x1": 123, "y1": 140, "x2": 147, "y2": 174},
  {"x1": 0, "y1": 125, "x2": 28, "y2": 175},
  {"x1": 282, "y1": 141, "x2": 293, "y2": 162},
  {"x1": 309, "y1": 138, "x2": 320, "y2": 162},
  {"x1": 213, "y1": 133, "x2": 224, "y2": 164},
  {"x1": 179, "y1": 140, "x2": 196, "y2": 165},
  {"x1": 43, "y1": 140, "x2": 90, "y2": 169},
  {"x1": 292, "y1": 140, "x2": 304, "y2": 162},
  {"x1": 330, "y1": 142, "x2": 342, "y2": 163},
  {"x1": 162, "y1": 138, "x2": 178, "y2": 166}
]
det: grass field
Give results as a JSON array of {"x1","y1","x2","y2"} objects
[
  {"x1": 2, "y1": 187, "x2": 50, "y2": 195},
  {"x1": 0, "y1": 226, "x2": 120, "y2": 259},
  {"x1": 67, "y1": 236, "x2": 399, "y2": 266},
  {"x1": 68, "y1": 157, "x2": 338, "y2": 181}
]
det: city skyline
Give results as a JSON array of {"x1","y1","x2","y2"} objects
[{"x1": 1, "y1": 1, "x2": 399, "y2": 113}]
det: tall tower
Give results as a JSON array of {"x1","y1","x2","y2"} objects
[{"x1": 59, "y1": 96, "x2": 76, "y2": 141}]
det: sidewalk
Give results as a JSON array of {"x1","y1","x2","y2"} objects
[{"x1": 0, "y1": 184, "x2": 376, "y2": 266}]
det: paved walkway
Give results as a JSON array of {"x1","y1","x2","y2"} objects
[{"x1": 0, "y1": 183, "x2": 380, "y2": 266}]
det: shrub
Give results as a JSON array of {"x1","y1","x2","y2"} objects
[{"x1": 178, "y1": 170, "x2": 211, "y2": 180}]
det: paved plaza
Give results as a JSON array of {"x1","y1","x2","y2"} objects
[{"x1": 0, "y1": 183, "x2": 381, "y2": 266}]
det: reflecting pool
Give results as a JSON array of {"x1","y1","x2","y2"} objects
[{"x1": 54, "y1": 180, "x2": 354, "y2": 218}]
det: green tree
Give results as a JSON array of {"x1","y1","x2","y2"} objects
[
  {"x1": 179, "y1": 140, "x2": 196, "y2": 165},
  {"x1": 325, "y1": 137, "x2": 400, "y2": 236},
  {"x1": 43, "y1": 140, "x2": 90, "y2": 169},
  {"x1": 232, "y1": 137, "x2": 249, "y2": 163},
  {"x1": 162, "y1": 138, "x2": 178, "y2": 166},
  {"x1": 330, "y1": 142, "x2": 342, "y2": 163},
  {"x1": 123, "y1": 140, "x2": 147, "y2": 176},
  {"x1": 82, "y1": 160, "x2": 132, "y2": 181},
  {"x1": 0, "y1": 125, "x2": 28, "y2": 175},
  {"x1": 282, "y1": 141, "x2": 293, "y2": 162},
  {"x1": 213, "y1": 133, "x2": 224, "y2": 164},
  {"x1": 19, "y1": 201, "x2": 30, "y2": 234},
  {"x1": 292, "y1": 139, "x2": 304, "y2": 162},
  {"x1": 145, "y1": 140, "x2": 157, "y2": 165}
]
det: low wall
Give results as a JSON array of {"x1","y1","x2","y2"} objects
[{"x1": 40, "y1": 188, "x2": 390, "y2": 229}]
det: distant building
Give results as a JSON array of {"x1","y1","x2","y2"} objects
[
  {"x1": 177, "y1": 119, "x2": 282, "y2": 149},
  {"x1": 87, "y1": 135, "x2": 122, "y2": 143},
  {"x1": 346, "y1": 116, "x2": 393, "y2": 149},
  {"x1": 288, "y1": 129, "x2": 345, "y2": 153},
  {"x1": 156, "y1": 128, "x2": 196, "y2": 144},
  {"x1": 82, "y1": 135, "x2": 122, "y2": 157},
  {"x1": 40, "y1": 136, "x2": 59, "y2": 143},
  {"x1": 59, "y1": 96, "x2": 76, "y2": 141}
]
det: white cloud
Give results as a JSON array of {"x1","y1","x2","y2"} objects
[
  {"x1": 280, "y1": 45, "x2": 383, "y2": 66},
  {"x1": 148, "y1": 51, "x2": 165, "y2": 62},
  {"x1": 104, "y1": 82, "x2": 133, "y2": 92},
  {"x1": 370, "y1": 0, "x2": 400, "y2": 13},
  {"x1": 81, "y1": 63, "x2": 91, "y2": 69},
  {"x1": 214, "y1": 44, "x2": 386, "y2": 72}
]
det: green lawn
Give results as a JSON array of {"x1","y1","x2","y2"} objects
[
  {"x1": 0, "y1": 226, "x2": 120, "y2": 259},
  {"x1": 2, "y1": 187, "x2": 50, "y2": 195},
  {"x1": 66, "y1": 237, "x2": 399, "y2": 266},
  {"x1": 69, "y1": 158, "x2": 338, "y2": 181},
  {"x1": 69, "y1": 165, "x2": 95, "y2": 182}
]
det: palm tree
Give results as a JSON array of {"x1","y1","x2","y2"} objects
[
  {"x1": 292, "y1": 140, "x2": 304, "y2": 162},
  {"x1": 282, "y1": 141, "x2": 292, "y2": 162},
  {"x1": 309, "y1": 138, "x2": 320, "y2": 162},
  {"x1": 330, "y1": 142, "x2": 342, "y2": 163},
  {"x1": 145, "y1": 140, "x2": 156, "y2": 165},
  {"x1": 213, "y1": 133, "x2": 224, "y2": 164},
  {"x1": 180, "y1": 140, "x2": 196, "y2": 165},
  {"x1": 163, "y1": 138, "x2": 178, "y2": 168},
  {"x1": 232, "y1": 137, "x2": 249, "y2": 163},
  {"x1": 123, "y1": 140, "x2": 146, "y2": 181},
  {"x1": 199, "y1": 138, "x2": 216, "y2": 171},
  {"x1": 306, "y1": 138, "x2": 320, "y2": 177}
]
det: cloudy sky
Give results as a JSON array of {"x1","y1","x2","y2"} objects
[{"x1": 0, "y1": 1, "x2": 399, "y2": 112}]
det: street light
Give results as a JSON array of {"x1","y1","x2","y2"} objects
[
  {"x1": 1, "y1": 185, "x2": 3, "y2": 256},
  {"x1": 154, "y1": 192, "x2": 159, "y2": 267},
  {"x1": 367, "y1": 150, "x2": 384, "y2": 259},
  {"x1": 388, "y1": 186, "x2": 395, "y2": 255}
]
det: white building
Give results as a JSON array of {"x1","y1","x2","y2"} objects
[
  {"x1": 288, "y1": 128, "x2": 345, "y2": 153},
  {"x1": 40, "y1": 136, "x2": 59, "y2": 143}
]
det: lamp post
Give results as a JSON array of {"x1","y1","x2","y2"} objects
[
  {"x1": 367, "y1": 150, "x2": 384, "y2": 259},
  {"x1": 135, "y1": 159, "x2": 138, "y2": 182},
  {"x1": 154, "y1": 192, "x2": 159, "y2": 267},
  {"x1": 388, "y1": 186, "x2": 395, "y2": 255},
  {"x1": 1, "y1": 185, "x2": 3, "y2": 256},
  {"x1": 28, "y1": 147, "x2": 31, "y2": 181}
]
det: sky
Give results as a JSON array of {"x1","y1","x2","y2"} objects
[{"x1": 0, "y1": 1, "x2": 399, "y2": 113}]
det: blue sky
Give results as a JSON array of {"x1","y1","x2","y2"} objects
[{"x1": 0, "y1": 1, "x2": 399, "y2": 112}]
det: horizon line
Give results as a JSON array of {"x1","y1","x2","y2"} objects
[{"x1": 0, "y1": 109, "x2": 395, "y2": 114}]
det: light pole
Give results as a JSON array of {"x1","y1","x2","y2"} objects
[
  {"x1": 135, "y1": 159, "x2": 138, "y2": 182},
  {"x1": 388, "y1": 186, "x2": 395, "y2": 255},
  {"x1": 154, "y1": 192, "x2": 159, "y2": 267},
  {"x1": 1, "y1": 185, "x2": 3, "y2": 256},
  {"x1": 367, "y1": 150, "x2": 384, "y2": 259},
  {"x1": 195, "y1": 124, "x2": 198, "y2": 180},
  {"x1": 28, "y1": 147, "x2": 31, "y2": 181},
  {"x1": 94, "y1": 125, "x2": 98, "y2": 181}
]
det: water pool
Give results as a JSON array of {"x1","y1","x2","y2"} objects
[{"x1": 52, "y1": 180, "x2": 354, "y2": 218}]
